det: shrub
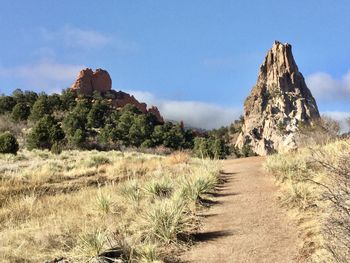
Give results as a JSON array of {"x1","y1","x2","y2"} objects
[
  {"x1": 27, "y1": 115, "x2": 65, "y2": 150},
  {"x1": 77, "y1": 230, "x2": 107, "y2": 257},
  {"x1": 0, "y1": 95, "x2": 16, "y2": 114},
  {"x1": 179, "y1": 171, "x2": 218, "y2": 203},
  {"x1": 60, "y1": 89, "x2": 77, "y2": 111},
  {"x1": 240, "y1": 144, "x2": 256, "y2": 157},
  {"x1": 86, "y1": 156, "x2": 110, "y2": 167},
  {"x1": 265, "y1": 141, "x2": 350, "y2": 262},
  {"x1": 120, "y1": 180, "x2": 143, "y2": 206},
  {"x1": 50, "y1": 142, "x2": 63, "y2": 155},
  {"x1": 11, "y1": 102, "x2": 30, "y2": 121},
  {"x1": 145, "y1": 199, "x2": 194, "y2": 244},
  {"x1": 96, "y1": 191, "x2": 112, "y2": 214},
  {"x1": 0, "y1": 132, "x2": 19, "y2": 154},
  {"x1": 144, "y1": 179, "x2": 173, "y2": 198},
  {"x1": 29, "y1": 96, "x2": 52, "y2": 122},
  {"x1": 193, "y1": 137, "x2": 227, "y2": 159},
  {"x1": 62, "y1": 101, "x2": 90, "y2": 147},
  {"x1": 87, "y1": 100, "x2": 111, "y2": 128}
]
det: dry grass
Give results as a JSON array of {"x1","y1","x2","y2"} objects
[
  {"x1": 265, "y1": 139, "x2": 350, "y2": 263},
  {"x1": 0, "y1": 150, "x2": 221, "y2": 262}
]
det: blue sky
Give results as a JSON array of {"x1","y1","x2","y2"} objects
[{"x1": 1, "y1": 0, "x2": 350, "y2": 129}]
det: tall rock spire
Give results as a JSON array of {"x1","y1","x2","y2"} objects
[{"x1": 235, "y1": 41, "x2": 320, "y2": 155}]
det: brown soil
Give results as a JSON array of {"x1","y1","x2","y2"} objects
[{"x1": 181, "y1": 156, "x2": 300, "y2": 263}]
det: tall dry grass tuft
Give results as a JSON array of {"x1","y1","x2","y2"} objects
[
  {"x1": 265, "y1": 139, "x2": 350, "y2": 263},
  {"x1": 0, "y1": 149, "x2": 221, "y2": 262},
  {"x1": 165, "y1": 151, "x2": 190, "y2": 165},
  {"x1": 144, "y1": 198, "x2": 195, "y2": 244}
]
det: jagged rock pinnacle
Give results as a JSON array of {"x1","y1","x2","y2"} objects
[{"x1": 235, "y1": 41, "x2": 320, "y2": 155}]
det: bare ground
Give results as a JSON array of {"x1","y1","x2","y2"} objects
[{"x1": 181, "y1": 156, "x2": 301, "y2": 263}]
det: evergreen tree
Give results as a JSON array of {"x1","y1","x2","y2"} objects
[
  {"x1": 12, "y1": 89, "x2": 25, "y2": 103},
  {"x1": 62, "y1": 100, "x2": 90, "y2": 147},
  {"x1": 48, "y1": 93, "x2": 62, "y2": 111},
  {"x1": 23, "y1": 91, "x2": 38, "y2": 108},
  {"x1": 129, "y1": 114, "x2": 153, "y2": 146},
  {"x1": 29, "y1": 95, "x2": 52, "y2": 122},
  {"x1": 60, "y1": 89, "x2": 77, "y2": 111},
  {"x1": 11, "y1": 102, "x2": 30, "y2": 121},
  {"x1": 0, "y1": 96, "x2": 16, "y2": 114},
  {"x1": 87, "y1": 100, "x2": 111, "y2": 128},
  {"x1": 27, "y1": 115, "x2": 64, "y2": 150}
]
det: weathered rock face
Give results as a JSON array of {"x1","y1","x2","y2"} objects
[
  {"x1": 70, "y1": 68, "x2": 164, "y2": 123},
  {"x1": 148, "y1": 106, "x2": 164, "y2": 123},
  {"x1": 235, "y1": 41, "x2": 320, "y2": 155},
  {"x1": 112, "y1": 91, "x2": 148, "y2": 113},
  {"x1": 71, "y1": 68, "x2": 112, "y2": 95}
]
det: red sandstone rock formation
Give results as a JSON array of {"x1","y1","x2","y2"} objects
[
  {"x1": 70, "y1": 68, "x2": 164, "y2": 123},
  {"x1": 112, "y1": 91, "x2": 148, "y2": 113},
  {"x1": 92, "y1": 69, "x2": 112, "y2": 93},
  {"x1": 148, "y1": 106, "x2": 164, "y2": 123},
  {"x1": 71, "y1": 68, "x2": 112, "y2": 95}
]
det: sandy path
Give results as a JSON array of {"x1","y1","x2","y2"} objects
[{"x1": 181, "y1": 156, "x2": 300, "y2": 263}]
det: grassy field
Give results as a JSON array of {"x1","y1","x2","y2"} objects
[
  {"x1": 0, "y1": 150, "x2": 221, "y2": 262},
  {"x1": 265, "y1": 139, "x2": 350, "y2": 263}
]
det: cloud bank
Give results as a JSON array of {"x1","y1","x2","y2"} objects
[
  {"x1": 306, "y1": 71, "x2": 350, "y2": 100},
  {"x1": 127, "y1": 90, "x2": 241, "y2": 129}
]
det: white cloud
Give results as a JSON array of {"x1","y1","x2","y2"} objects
[
  {"x1": 306, "y1": 71, "x2": 350, "y2": 100},
  {"x1": 0, "y1": 60, "x2": 84, "y2": 93},
  {"x1": 41, "y1": 25, "x2": 112, "y2": 49},
  {"x1": 126, "y1": 90, "x2": 241, "y2": 129}
]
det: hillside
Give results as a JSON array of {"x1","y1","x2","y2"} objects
[{"x1": 0, "y1": 150, "x2": 220, "y2": 262}]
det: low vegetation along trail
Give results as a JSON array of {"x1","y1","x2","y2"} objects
[{"x1": 182, "y1": 156, "x2": 300, "y2": 263}]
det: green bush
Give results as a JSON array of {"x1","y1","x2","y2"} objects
[
  {"x1": 60, "y1": 89, "x2": 77, "y2": 111},
  {"x1": 29, "y1": 96, "x2": 52, "y2": 122},
  {"x1": 240, "y1": 144, "x2": 256, "y2": 157},
  {"x1": 62, "y1": 100, "x2": 90, "y2": 147},
  {"x1": 0, "y1": 96, "x2": 16, "y2": 114},
  {"x1": 11, "y1": 102, "x2": 31, "y2": 121},
  {"x1": 87, "y1": 100, "x2": 111, "y2": 128},
  {"x1": 0, "y1": 132, "x2": 19, "y2": 154},
  {"x1": 193, "y1": 137, "x2": 227, "y2": 159},
  {"x1": 27, "y1": 115, "x2": 65, "y2": 150}
]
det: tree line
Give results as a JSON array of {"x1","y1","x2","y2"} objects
[{"x1": 0, "y1": 89, "x2": 240, "y2": 158}]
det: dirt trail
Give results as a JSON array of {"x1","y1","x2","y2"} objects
[{"x1": 182, "y1": 156, "x2": 300, "y2": 263}]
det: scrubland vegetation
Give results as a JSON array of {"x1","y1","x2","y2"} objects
[
  {"x1": 0, "y1": 150, "x2": 221, "y2": 262},
  {"x1": 265, "y1": 139, "x2": 350, "y2": 263},
  {"x1": 0, "y1": 89, "x2": 244, "y2": 159}
]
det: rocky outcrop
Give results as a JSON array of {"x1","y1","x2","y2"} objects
[
  {"x1": 70, "y1": 68, "x2": 164, "y2": 123},
  {"x1": 71, "y1": 68, "x2": 112, "y2": 95},
  {"x1": 112, "y1": 91, "x2": 148, "y2": 113},
  {"x1": 148, "y1": 106, "x2": 164, "y2": 123},
  {"x1": 235, "y1": 41, "x2": 320, "y2": 155}
]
